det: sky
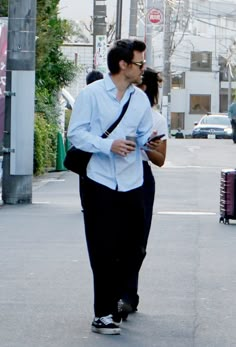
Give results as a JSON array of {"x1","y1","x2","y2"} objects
[{"x1": 59, "y1": 0, "x2": 131, "y2": 36}]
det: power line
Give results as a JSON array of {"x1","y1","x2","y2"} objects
[{"x1": 193, "y1": 17, "x2": 236, "y2": 32}]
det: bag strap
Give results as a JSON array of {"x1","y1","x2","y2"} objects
[{"x1": 101, "y1": 92, "x2": 133, "y2": 138}]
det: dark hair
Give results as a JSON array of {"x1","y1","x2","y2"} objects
[
  {"x1": 86, "y1": 70, "x2": 104, "y2": 85},
  {"x1": 140, "y1": 67, "x2": 162, "y2": 107},
  {"x1": 107, "y1": 39, "x2": 146, "y2": 74}
]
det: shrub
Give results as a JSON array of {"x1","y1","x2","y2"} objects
[{"x1": 34, "y1": 113, "x2": 59, "y2": 175}]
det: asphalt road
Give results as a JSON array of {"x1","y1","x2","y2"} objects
[{"x1": 0, "y1": 138, "x2": 236, "y2": 347}]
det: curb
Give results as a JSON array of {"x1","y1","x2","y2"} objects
[{"x1": 0, "y1": 169, "x2": 67, "y2": 204}]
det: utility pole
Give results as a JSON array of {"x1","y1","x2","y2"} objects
[
  {"x1": 115, "y1": 0, "x2": 123, "y2": 40},
  {"x1": 162, "y1": 0, "x2": 172, "y2": 135},
  {"x1": 2, "y1": 0, "x2": 36, "y2": 204},
  {"x1": 129, "y1": 0, "x2": 137, "y2": 38},
  {"x1": 93, "y1": 0, "x2": 107, "y2": 72}
]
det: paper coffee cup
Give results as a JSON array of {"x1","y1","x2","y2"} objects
[{"x1": 126, "y1": 135, "x2": 137, "y2": 143}]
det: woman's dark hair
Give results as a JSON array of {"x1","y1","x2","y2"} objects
[
  {"x1": 86, "y1": 70, "x2": 104, "y2": 85},
  {"x1": 107, "y1": 39, "x2": 146, "y2": 74},
  {"x1": 140, "y1": 67, "x2": 162, "y2": 107}
]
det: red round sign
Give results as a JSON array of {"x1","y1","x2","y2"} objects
[{"x1": 148, "y1": 8, "x2": 163, "y2": 24}]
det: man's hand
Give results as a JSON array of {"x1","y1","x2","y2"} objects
[{"x1": 111, "y1": 139, "x2": 136, "y2": 157}]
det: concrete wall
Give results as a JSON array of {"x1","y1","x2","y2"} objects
[
  {"x1": 184, "y1": 70, "x2": 220, "y2": 132},
  {"x1": 171, "y1": 89, "x2": 187, "y2": 113}
]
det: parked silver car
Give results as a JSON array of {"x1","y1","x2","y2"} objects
[{"x1": 192, "y1": 114, "x2": 233, "y2": 139}]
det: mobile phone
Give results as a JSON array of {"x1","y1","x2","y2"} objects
[
  {"x1": 141, "y1": 134, "x2": 165, "y2": 151},
  {"x1": 147, "y1": 134, "x2": 165, "y2": 143}
]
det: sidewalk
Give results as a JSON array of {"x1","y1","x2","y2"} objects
[
  {"x1": 0, "y1": 170, "x2": 90, "y2": 347},
  {"x1": 0, "y1": 165, "x2": 67, "y2": 205}
]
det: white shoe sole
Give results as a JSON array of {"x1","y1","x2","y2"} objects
[
  {"x1": 113, "y1": 321, "x2": 122, "y2": 327},
  {"x1": 91, "y1": 326, "x2": 121, "y2": 335}
]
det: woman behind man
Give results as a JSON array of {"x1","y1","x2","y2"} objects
[
  {"x1": 140, "y1": 67, "x2": 168, "y2": 248},
  {"x1": 124, "y1": 67, "x2": 168, "y2": 315}
]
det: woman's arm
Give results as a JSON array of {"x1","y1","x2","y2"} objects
[{"x1": 146, "y1": 139, "x2": 167, "y2": 167}]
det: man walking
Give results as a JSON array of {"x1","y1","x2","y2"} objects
[
  {"x1": 67, "y1": 39, "x2": 153, "y2": 335},
  {"x1": 228, "y1": 100, "x2": 236, "y2": 143}
]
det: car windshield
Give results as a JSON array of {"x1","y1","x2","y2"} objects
[{"x1": 200, "y1": 116, "x2": 230, "y2": 126}]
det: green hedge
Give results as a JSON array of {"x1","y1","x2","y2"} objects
[{"x1": 34, "y1": 113, "x2": 59, "y2": 175}]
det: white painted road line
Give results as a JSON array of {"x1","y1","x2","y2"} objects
[{"x1": 157, "y1": 211, "x2": 216, "y2": 216}]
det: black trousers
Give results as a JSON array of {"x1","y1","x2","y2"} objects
[
  {"x1": 142, "y1": 161, "x2": 156, "y2": 249},
  {"x1": 82, "y1": 177, "x2": 146, "y2": 317},
  {"x1": 125, "y1": 161, "x2": 155, "y2": 308},
  {"x1": 79, "y1": 176, "x2": 85, "y2": 209}
]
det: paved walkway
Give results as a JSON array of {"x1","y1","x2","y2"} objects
[{"x1": 1, "y1": 140, "x2": 236, "y2": 347}]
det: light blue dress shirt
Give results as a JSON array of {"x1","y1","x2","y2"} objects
[{"x1": 67, "y1": 73, "x2": 153, "y2": 191}]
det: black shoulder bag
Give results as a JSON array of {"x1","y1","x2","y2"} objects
[{"x1": 64, "y1": 93, "x2": 132, "y2": 176}]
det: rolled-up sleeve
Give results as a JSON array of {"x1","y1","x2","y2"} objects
[{"x1": 67, "y1": 89, "x2": 113, "y2": 155}]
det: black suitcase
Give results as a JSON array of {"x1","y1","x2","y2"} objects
[{"x1": 219, "y1": 169, "x2": 236, "y2": 224}]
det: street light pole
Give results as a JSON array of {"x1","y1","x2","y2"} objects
[{"x1": 2, "y1": 0, "x2": 36, "y2": 204}]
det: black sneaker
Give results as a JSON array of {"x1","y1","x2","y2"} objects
[{"x1": 91, "y1": 315, "x2": 121, "y2": 335}]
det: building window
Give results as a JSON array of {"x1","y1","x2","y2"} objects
[
  {"x1": 172, "y1": 72, "x2": 185, "y2": 89},
  {"x1": 171, "y1": 112, "x2": 185, "y2": 130},
  {"x1": 190, "y1": 95, "x2": 211, "y2": 114},
  {"x1": 191, "y1": 52, "x2": 212, "y2": 71}
]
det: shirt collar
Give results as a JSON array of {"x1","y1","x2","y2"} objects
[{"x1": 104, "y1": 73, "x2": 135, "y2": 95}]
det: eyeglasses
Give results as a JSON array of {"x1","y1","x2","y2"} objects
[{"x1": 131, "y1": 60, "x2": 146, "y2": 69}]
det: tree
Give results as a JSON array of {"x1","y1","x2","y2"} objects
[
  {"x1": 35, "y1": 0, "x2": 78, "y2": 173},
  {"x1": 65, "y1": 20, "x2": 90, "y2": 43},
  {"x1": 36, "y1": 0, "x2": 77, "y2": 103},
  {"x1": 1, "y1": 0, "x2": 78, "y2": 173},
  {"x1": 1, "y1": 0, "x2": 77, "y2": 114},
  {"x1": 80, "y1": 18, "x2": 116, "y2": 44},
  {"x1": 0, "y1": 0, "x2": 8, "y2": 17}
]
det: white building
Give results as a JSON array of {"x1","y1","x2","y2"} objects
[
  {"x1": 61, "y1": 0, "x2": 236, "y2": 135},
  {"x1": 149, "y1": 0, "x2": 236, "y2": 134}
]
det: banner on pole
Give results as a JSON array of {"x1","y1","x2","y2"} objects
[
  {"x1": 0, "y1": 18, "x2": 7, "y2": 146},
  {"x1": 94, "y1": 35, "x2": 107, "y2": 74}
]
